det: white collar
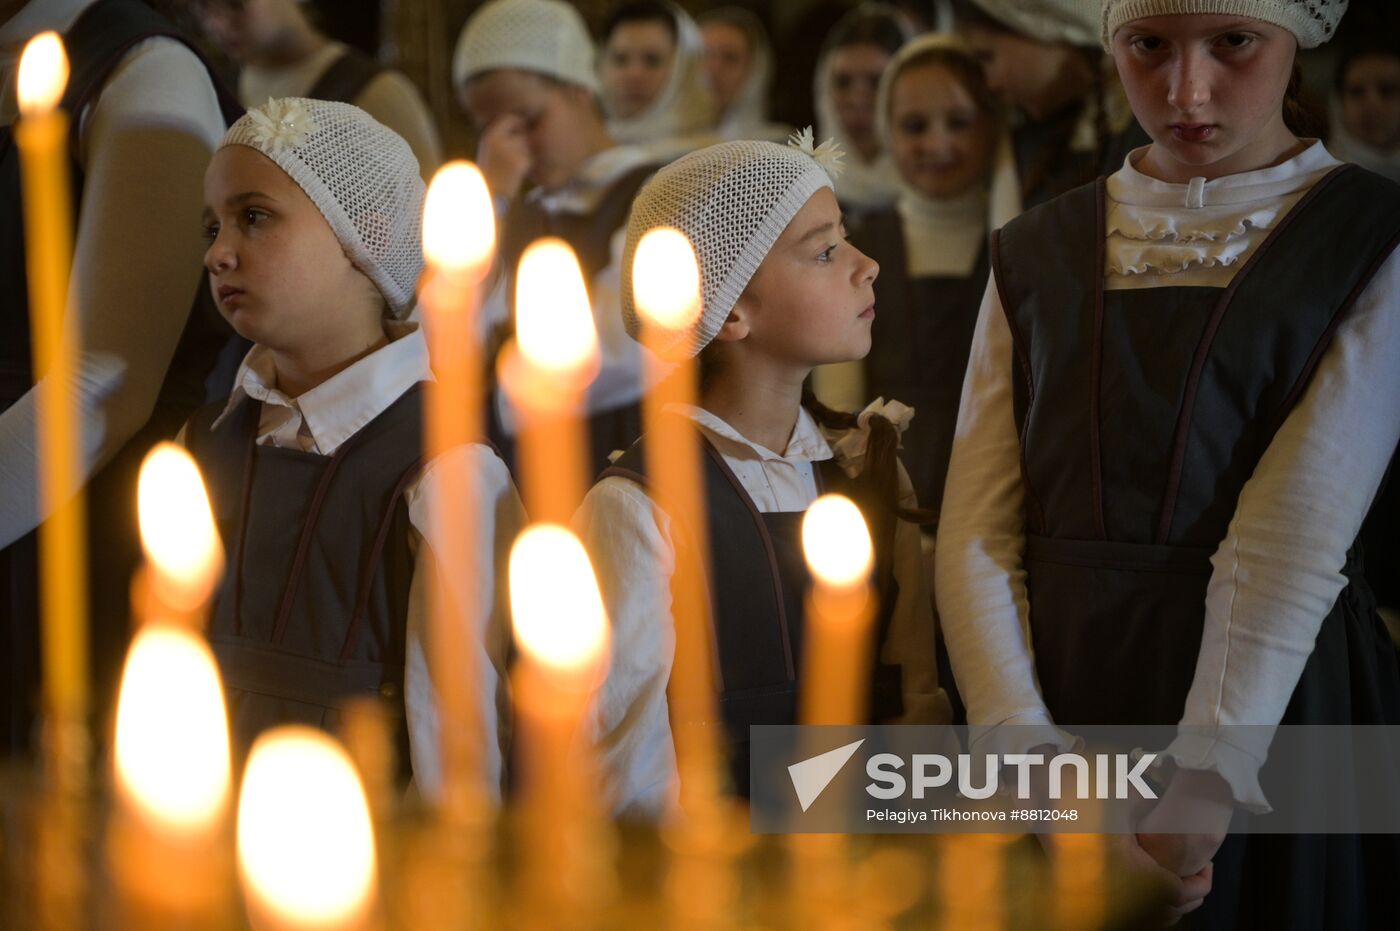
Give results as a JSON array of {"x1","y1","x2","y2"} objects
[
  {"x1": 668, "y1": 403, "x2": 834, "y2": 465},
  {"x1": 896, "y1": 186, "x2": 989, "y2": 232},
  {"x1": 528, "y1": 144, "x2": 653, "y2": 214},
  {"x1": 1108, "y1": 140, "x2": 1341, "y2": 209},
  {"x1": 214, "y1": 321, "x2": 432, "y2": 454}
]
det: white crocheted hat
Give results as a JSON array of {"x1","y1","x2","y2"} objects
[
  {"x1": 621, "y1": 131, "x2": 844, "y2": 360},
  {"x1": 453, "y1": 0, "x2": 599, "y2": 94},
  {"x1": 965, "y1": 0, "x2": 1102, "y2": 48},
  {"x1": 1102, "y1": 0, "x2": 1347, "y2": 49},
  {"x1": 219, "y1": 97, "x2": 426, "y2": 318}
]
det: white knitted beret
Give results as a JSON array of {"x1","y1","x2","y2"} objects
[
  {"x1": 621, "y1": 134, "x2": 842, "y2": 360},
  {"x1": 1102, "y1": 0, "x2": 1347, "y2": 48},
  {"x1": 453, "y1": 0, "x2": 600, "y2": 94},
  {"x1": 220, "y1": 98, "x2": 426, "y2": 318},
  {"x1": 966, "y1": 0, "x2": 1102, "y2": 48}
]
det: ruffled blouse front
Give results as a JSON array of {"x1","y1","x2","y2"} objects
[{"x1": 1104, "y1": 141, "x2": 1341, "y2": 289}]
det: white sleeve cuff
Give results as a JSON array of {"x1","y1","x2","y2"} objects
[
  {"x1": 968, "y1": 711, "x2": 1078, "y2": 758},
  {"x1": 1160, "y1": 730, "x2": 1271, "y2": 814}
]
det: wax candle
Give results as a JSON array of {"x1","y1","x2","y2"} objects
[
  {"x1": 497, "y1": 238, "x2": 599, "y2": 526},
  {"x1": 418, "y1": 161, "x2": 495, "y2": 825},
  {"x1": 508, "y1": 523, "x2": 613, "y2": 919},
  {"x1": 134, "y1": 442, "x2": 224, "y2": 626},
  {"x1": 799, "y1": 494, "x2": 875, "y2": 726},
  {"x1": 631, "y1": 227, "x2": 726, "y2": 813},
  {"x1": 236, "y1": 727, "x2": 379, "y2": 931},
  {"x1": 110, "y1": 625, "x2": 234, "y2": 923},
  {"x1": 17, "y1": 30, "x2": 87, "y2": 790}
]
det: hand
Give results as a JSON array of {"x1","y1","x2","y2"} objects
[
  {"x1": 1110, "y1": 833, "x2": 1214, "y2": 926},
  {"x1": 476, "y1": 114, "x2": 532, "y2": 199},
  {"x1": 1136, "y1": 768, "x2": 1234, "y2": 876}
]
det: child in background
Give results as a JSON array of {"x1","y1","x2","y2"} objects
[
  {"x1": 454, "y1": 0, "x2": 661, "y2": 479},
  {"x1": 185, "y1": 98, "x2": 523, "y2": 801},
  {"x1": 575, "y1": 136, "x2": 951, "y2": 817}
]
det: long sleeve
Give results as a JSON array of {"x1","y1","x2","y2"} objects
[
  {"x1": 1164, "y1": 248, "x2": 1400, "y2": 811},
  {"x1": 402, "y1": 443, "x2": 525, "y2": 803},
  {"x1": 933, "y1": 276, "x2": 1075, "y2": 755},
  {"x1": 0, "y1": 38, "x2": 225, "y2": 548},
  {"x1": 572, "y1": 475, "x2": 680, "y2": 819},
  {"x1": 885, "y1": 459, "x2": 952, "y2": 724}
]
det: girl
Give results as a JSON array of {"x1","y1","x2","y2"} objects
[
  {"x1": 598, "y1": 0, "x2": 714, "y2": 161},
  {"x1": 937, "y1": 1, "x2": 1400, "y2": 925},
  {"x1": 952, "y1": 0, "x2": 1148, "y2": 219},
  {"x1": 812, "y1": 4, "x2": 913, "y2": 221},
  {"x1": 699, "y1": 6, "x2": 788, "y2": 142},
  {"x1": 574, "y1": 136, "x2": 951, "y2": 817},
  {"x1": 186, "y1": 98, "x2": 524, "y2": 801},
  {"x1": 841, "y1": 34, "x2": 1002, "y2": 515}
]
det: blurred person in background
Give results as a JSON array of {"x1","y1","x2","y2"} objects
[{"x1": 699, "y1": 5, "x2": 787, "y2": 141}]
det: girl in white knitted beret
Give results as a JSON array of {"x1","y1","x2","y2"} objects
[
  {"x1": 938, "y1": 1, "x2": 1400, "y2": 925},
  {"x1": 184, "y1": 98, "x2": 525, "y2": 803},
  {"x1": 574, "y1": 135, "x2": 953, "y2": 816}
]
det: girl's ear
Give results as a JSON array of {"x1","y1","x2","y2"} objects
[{"x1": 714, "y1": 296, "x2": 753, "y2": 342}]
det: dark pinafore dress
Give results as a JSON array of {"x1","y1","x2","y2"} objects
[
  {"x1": 490, "y1": 163, "x2": 658, "y2": 479},
  {"x1": 995, "y1": 165, "x2": 1400, "y2": 929},
  {"x1": 0, "y1": 0, "x2": 242, "y2": 755},
  {"x1": 854, "y1": 209, "x2": 989, "y2": 515},
  {"x1": 601, "y1": 419, "x2": 905, "y2": 795},
  {"x1": 183, "y1": 387, "x2": 427, "y2": 773}
]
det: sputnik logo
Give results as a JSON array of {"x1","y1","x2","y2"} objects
[{"x1": 788, "y1": 739, "x2": 865, "y2": 812}]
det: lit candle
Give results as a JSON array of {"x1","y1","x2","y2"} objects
[
  {"x1": 496, "y1": 238, "x2": 599, "y2": 526},
  {"x1": 18, "y1": 30, "x2": 87, "y2": 790},
  {"x1": 237, "y1": 727, "x2": 379, "y2": 931},
  {"x1": 418, "y1": 161, "x2": 495, "y2": 825},
  {"x1": 799, "y1": 494, "x2": 875, "y2": 726},
  {"x1": 631, "y1": 228, "x2": 725, "y2": 814},
  {"x1": 135, "y1": 443, "x2": 224, "y2": 626},
  {"x1": 109, "y1": 625, "x2": 234, "y2": 921},
  {"x1": 508, "y1": 523, "x2": 613, "y2": 918}
]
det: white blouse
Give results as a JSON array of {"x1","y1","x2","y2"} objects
[{"x1": 935, "y1": 142, "x2": 1400, "y2": 812}]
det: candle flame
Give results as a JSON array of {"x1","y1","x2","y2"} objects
[
  {"x1": 801, "y1": 494, "x2": 873, "y2": 588},
  {"x1": 18, "y1": 32, "x2": 68, "y2": 115},
  {"x1": 633, "y1": 227, "x2": 702, "y2": 332},
  {"x1": 514, "y1": 238, "x2": 600, "y2": 377},
  {"x1": 138, "y1": 443, "x2": 224, "y2": 611},
  {"x1": 114, "y1": 626, "x2": 231, "y2": 837},
  {"x1": 237, "y1": 727, "x2": 377, "y2": 928},
  {"x1": 509, "y1": 524, "x2": 609, "y2": 677},
  {"x1": 422, "y1": 160, "x2": 495, "y2": 273}
]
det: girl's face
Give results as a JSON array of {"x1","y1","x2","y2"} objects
[
  {"x1": 197, "y1": 0, "x2": 295, "y2": 65},
  {"x1": 462, "y1": 70, "x2": 600, "y2": 190},
  {"x1": 601, "y1": 20, "x2": 677, "y2": 118},
  {"x1": 828, "y1": 43, "x2": 892, "y2": 155},
  {"x1": 1112, "y1": 15, "x2": 1298, "y2": 182},
  {"x1": 960, "y1": 25, "x2": 1075, "y2": 119},
  {"x1": 203, "y1": 145, "x2": 381, "y2": 351},
  {"x1": 888, "y1": 62, "x2": 998, "y2": 199},
  {"x1": 1341, "y1": 53, "x2": 1400, "y2": 152},
  {"x1": 702, "y1": 20, "x2": 751, "y2": 111},
  {"x1": 726, "y1": 188, "x2": 879, "y2": 368}
]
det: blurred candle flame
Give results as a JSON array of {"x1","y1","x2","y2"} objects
[
  {"x1": 514, "y1": 239, "x2": 599, "y2": 379},
  {"x1": 237, "y1": 727, "x2": 377, "y2": 929},
  {"x1": 18, "y1": 32, "x2": 67, "y2": 115},
  {"x1": 509, "y1": 523, "x2": 609, "y2": 680},
  {"x1": 633, "y1": 227, "x2": 702, "y2": 333},
  {"x1": 114, "y1": 626, "x2": 231, "y2": 837},
  {"x1": 138, "y1": 443, "x2": 224, "y2": 612},
  {"x1": 801, "y1": 494, "x2": 873, "y2": 589},
  {"x1": 422, "y1": 160, "x2": 495, "y2": 274}
]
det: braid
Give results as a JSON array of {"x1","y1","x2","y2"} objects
[{"x1": 801, "y1": 387, "x2": 938, "y2": 528}]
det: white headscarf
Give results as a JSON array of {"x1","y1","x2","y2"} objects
[
  {"x1": 813, "y1": 3, "x2": 915, "y2": 214},
  {"x1": 701, "y1": 7, "x2": 789, "y2": 142},
  {"x1": 604, "y1": 1, "x2": 716, "y2": 150},
  {"x1": 1328, "y1": 95, "x2": 1400, "y2": 185}
]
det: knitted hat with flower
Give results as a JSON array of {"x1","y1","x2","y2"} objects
[
  {"x1": 621, "y1": 129, "x2": 845, "y2": 360},
  {"x1": 219, "y1": 97, "x2": 426, "y2": 318}
]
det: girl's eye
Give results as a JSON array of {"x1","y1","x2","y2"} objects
[
  {"x1": 817, "y1": 244, "x2": 837, "y2": 263},
  {"x1": 242, "y1": 208, "x2": 267, "y2": 226},
  {"x1": 1217, "y1": 32, "x2": 1255, "y2": 50},
  {"x1": 1131, "y1": 35, "x2": 1164, "y2": 53},
  {"x1": 899, "y1": 117, "x2": 927, "y2": 135},
  {"x1": 202, "y1": 223, "x2": 219, "y2": 242}
]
